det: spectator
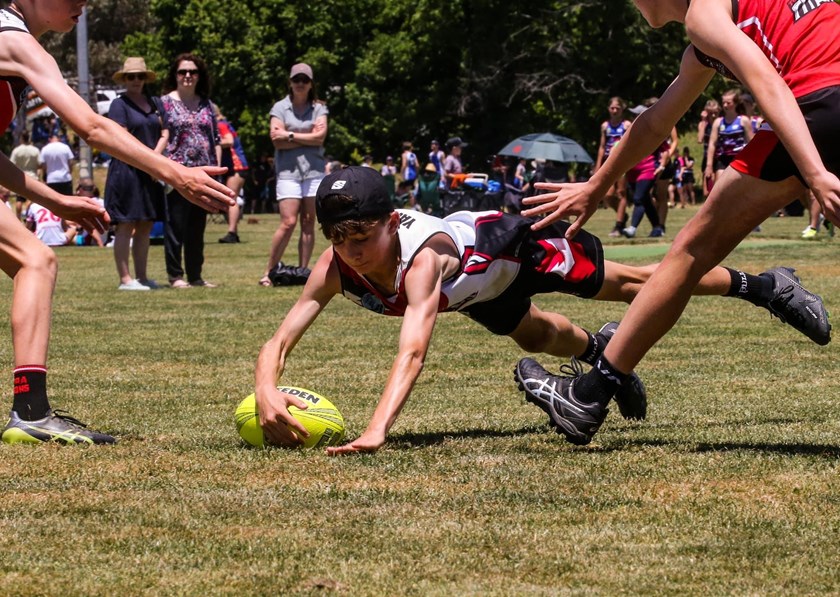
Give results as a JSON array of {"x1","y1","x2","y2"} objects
[
  {"x1": 361, "y1": 154, "x2": 374, "y2": 168},
  {"x1": 25, "y1": 201, "x2": 77, "y2": 247},
  {"x1": 158, "y1": 52, "x2": 221, "y2": 289},
  {"x1": 444, "y1": 137, "x2": 466, "y2": 188},
  {"x1": 696, "y1": 99, "x2": 720, "y2": 198},
  {"x1": 621, "y1": 104, "x2": 664, "y2": 238},
  {"x1": 741, "y1": 92, "x2": 763, "y2": 133},
  {"x1": 250, "y1": 153, "x2": 274, "y2": 214},
  {"x1": 677, "y1": 147, "x2": 696, "y2": 208},
  {"x1": 705, "y1": 89, "x2": 754, "y2": 188},
  {"x1": 261, "y1": 62, "x2": 328, "y2": 287},
  {"x1": 595, "y1": 97, "x2": 632, "y2": 237},
  {"x1": 394, "y1": 179, "x2": 415, "y2": 208},
  {"x1": 9, "y1": 130, "x2": 40, "y2": 219},
  {"x1": 416, "y1": 163, "x2": 442, "y2": 215},
  {"x1": 39, "y1": 133, "x2": 75, "y2": 196},
  {"x1": 380, "y1": 155, "x2": 397, "y2": 177},
  {"x1": 72, "y1": 178, "x2": 105, "y2": 247},
  {"x1": 400, "y1": 141, "x2": 419, "y2": 188},
  {"x1": 214, "y1": 104, "x2": 249, "y2": 244},
  {"x1": 428, "y1": 139, "x2": 446, "y2": 187},
  {"x1": 104, "y1": 57, "x2": 165, "y2": 291}
]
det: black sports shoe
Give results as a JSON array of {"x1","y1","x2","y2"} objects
[
  {"x1": 1, "y1": 409, "x2": 116, "y2": 445},
  {"x1": 615, "y1": 372, "x2": 647, "y2": 420},
  {"x1": 218, "y1": 231, "x2": 240, "y2": 244},
  {"x1": 761, "y1": 267, "x2": 831, "y2": 345},
  {"x1": 594, "y1": 322, "x2": 647, "y2": 420},
  {"x1": 514, "y1": 357, "x2": 608, "y2": 445},
  {"x1": 268, "y1": 263, "x2": 311, "y2": 286}
]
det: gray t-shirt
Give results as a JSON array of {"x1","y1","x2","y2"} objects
[{"x1": 269, "y1": 96, "x2": 329, "y2": 180}]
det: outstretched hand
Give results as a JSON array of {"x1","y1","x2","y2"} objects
[
  {"x1": 176, "y1": 165, "x2": 235, "y2": 213},
  {"x1": 48, "y1": 194, "x2": 110, "y2": 233},
  {"x1": 326, "y1": 430, "x2": 385, "y2": 456},
  {"x1": 520, "y1": 181, "x2": 601, "y2": 237},
  {"x1": 811, "y1": 171, "x2": 840, "y2": 227},
  {"x1": 256, "y1": 388, "x2": 310, "y2": 448}
]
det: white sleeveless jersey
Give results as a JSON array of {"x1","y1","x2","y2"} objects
[{"x1": 336, "y1": 210, "x2": 526, "y2": 316}]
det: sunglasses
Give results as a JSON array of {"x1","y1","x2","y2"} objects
[
  {"x1": 177, "y1": 69, "x2": 199, "y2": 77},
  {"x1": 125, "y1": 73, "x2": 146, "y2": 82},
  {"x1": 291, "y1": 76, "x2": 311, "y2": 84}
]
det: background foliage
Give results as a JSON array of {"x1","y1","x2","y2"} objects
[{"x1": 27, "y1": 0, "x2": 731, "y2": 168}]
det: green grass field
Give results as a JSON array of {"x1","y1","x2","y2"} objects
[{"x1": 1, "y1": 205, "x2": 839, "y2": 596}]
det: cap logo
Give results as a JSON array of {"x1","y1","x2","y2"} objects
[{"x1": 331, "y1": 181, "x2": 347, "y2": 190}]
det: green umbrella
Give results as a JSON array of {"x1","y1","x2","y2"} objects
[{"x1": 498, "y1": 132, "x2": 593, "y2": 164}]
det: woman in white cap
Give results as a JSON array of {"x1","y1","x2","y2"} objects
[
  {"x1": 104, "y1": 57, "x2": 166, "y2": 291},
  {"x1": 261, "y1": 62, "x2": 329, "y2": 286}
]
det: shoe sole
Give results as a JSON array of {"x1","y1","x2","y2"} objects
[
  {"x1": 513, "y1": 362, "x2": 594, "y2": 446},
  {"x1": 1, "y1": 427, "x2": 97, "y2": 445}
]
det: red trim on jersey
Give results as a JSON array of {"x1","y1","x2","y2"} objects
[
  {"x1": 736, "y1": 0, "x2": 840, "y2": 97},
  {"x1": 730, "y1": 129, "x2": 779, "y2": 178}
]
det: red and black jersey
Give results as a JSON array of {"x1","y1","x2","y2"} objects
[
  {"x1": 0, "y1": 7, "x2": 31, "y2": 133},
  {"x1": 693, "y1": 0, "x2": 840, "y2": 97}
]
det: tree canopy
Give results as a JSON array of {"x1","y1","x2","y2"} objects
[{"x1": 23, "y1": 0, "x2": 733, "y2": 168}]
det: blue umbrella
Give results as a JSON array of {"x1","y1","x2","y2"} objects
[{"x1": 498, "y1": 132, "x2": 593, "y2": 164}]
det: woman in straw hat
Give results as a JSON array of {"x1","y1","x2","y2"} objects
[
  {"x1": 0, "y1": 2, "x2": 233, "y2": 446},
  {"x1": 104, "y1": 57, "x2": 166, "y2": 291}
]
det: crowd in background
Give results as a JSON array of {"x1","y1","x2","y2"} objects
[{"x1": 2, "y1": 72, "x2": 832, "y2": 294}]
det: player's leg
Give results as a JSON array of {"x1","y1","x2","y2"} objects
[
  {"x1": 595, "y1": 261, "x2": 731, "y2": 302},
  {"x1": 508, "y1": 305, "x2": 647, "y2": 421},
  {"x1": 132, "y1": 221, "x2": 154, "y2": 285},
  {"x1": 0, "y1": 207, "x2": 114, "y2": 444},
  {"x1": 515, "y1": 169, "x2": 809, "y2": 444}
]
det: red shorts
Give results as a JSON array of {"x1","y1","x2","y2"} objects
[{"x1": 731, "y1": 86, "x2": 840, "y2": 183}]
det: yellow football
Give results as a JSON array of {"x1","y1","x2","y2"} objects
[{"x1": 234, "y1": 387, "x2": 345, "y2": 449}]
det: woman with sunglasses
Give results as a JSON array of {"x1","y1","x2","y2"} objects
[
  {"x1": 261, "y1": 63, "x2": 328, "y2": 287},
  {"x1": 158, "y1": 53, "x2": 222, "y2": 289},
  {"x1": 0, "y1": 2, "x2": 233, "y2": 446},
  {"x1": 104, "y1": 57, "x2": 166, "y2": 291}
]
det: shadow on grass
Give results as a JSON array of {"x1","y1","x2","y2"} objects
[{"x1": 388, "y1": 424, "x2": 547, "y2": 448}]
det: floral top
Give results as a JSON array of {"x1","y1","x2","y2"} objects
[{"x1": 159, "y1": 95, "x2": 219, "y2": 167}]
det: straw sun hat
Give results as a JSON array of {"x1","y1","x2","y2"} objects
[{"x1": 112, "y1": 57, "x2": 157, "y2": 84}]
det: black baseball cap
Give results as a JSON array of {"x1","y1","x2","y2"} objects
[{"x1": 315, "y1": 166, "x2": 394, "y2": 225}]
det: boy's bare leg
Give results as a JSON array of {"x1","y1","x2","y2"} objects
[
  {"x1": 508, "y1": 306, "x2": 589, "y2": 357},
  {"x1": 604, "y1": 169, "x2": 805, "y2": 373}
]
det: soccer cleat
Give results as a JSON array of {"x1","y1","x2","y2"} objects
[
  {"x1": 514, "y1": 357, "x2": 607, "y2": 445},
  {"x1": 615, "y1": 372, "x2": 647, "y2": 420},
  {"x1": 2, "y1": 409, "x2": 116, "y2": 445},
  {"x1": 592, "y1": 322, "x2": 647, "y2": 420},
  {"x1": 761, "y1": 267, "x2": 831, "y2": 345},
  {"x1": 801, "y1": 226, "x2": 818, "y2": 239}
]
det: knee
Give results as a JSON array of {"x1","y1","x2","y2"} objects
[{"x1": 26, "y1": 244, "x2": 58, "y2": 280}]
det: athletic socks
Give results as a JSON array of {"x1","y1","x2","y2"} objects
[
  {"x1": 12, "y1": 365, "x2": 50, "y2": 421},
  {"x1": 724, "y1": 268, "x2": 775, "y2": 306},
  {"x1": 574, "y1": 356, "x2": 627, "y2": 407},
  {"x1": 578, "y1": 329, "x2": 611, "y2": 366}
]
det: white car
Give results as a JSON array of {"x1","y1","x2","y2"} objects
[{"x1": 95, "y1": 89, "x2": 121, "y2": 116}]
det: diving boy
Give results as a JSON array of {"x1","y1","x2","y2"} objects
[{"x1": 255, "y1": 166, "x2": 827, "y2": 453}]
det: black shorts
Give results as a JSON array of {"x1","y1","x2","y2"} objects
[
  {"x1": 713, "y1": 154, "x2": 736, "y2": 172},
  {"x1": 732, "y1": 85, "x2": 840, "y2": 183},
  {"x1": 463, "y1": 219, "x2": 605, "y2": 335}
]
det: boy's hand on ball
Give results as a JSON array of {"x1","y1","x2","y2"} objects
[
  {"x1": 257, "y1": 389, "x2": 310, "y2": 447},
  {"x1": 326, "y1": 430, "x2": 385, "y2": 456}
]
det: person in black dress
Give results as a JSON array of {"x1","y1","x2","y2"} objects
[{"x1": 104, "y1": 57, "x2": 166, "y2": 291}]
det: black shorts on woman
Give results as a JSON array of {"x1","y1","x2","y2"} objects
[{"x1": 732, "y1": 85, "x2": 840, "y2": 183}]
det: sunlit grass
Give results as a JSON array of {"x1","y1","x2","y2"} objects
[{"x1": 0, "y1": 206, "x2": 838, "y2": 595}]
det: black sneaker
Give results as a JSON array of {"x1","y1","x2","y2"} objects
[
  {"x1": 761, "y1": 267, "x2": 831, "y2": 345},
  {"x1": 514, "y1": 357, "x2": 608, "y2": 445},
  {"x1": 1, "y1": 409, "x2": 116, "y2": 445},
  {"x1": 615, "y1": 373, "x2": 647, "y2": 420},
  {"x1": 594, "y1": 322, "x2": 647, "y2": 420},
  {"x1": 268, "y1": 263, "x2": 311, "y2": 286},
  {"x1": 218, "y1": 231, "x2": 240, "y2": 244}
]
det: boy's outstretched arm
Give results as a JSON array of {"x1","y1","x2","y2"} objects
[
  {"x1": 254, "y1": 249, "x2": 339, "y2": 447},
  {"x1": 327, "y1": 248, "x2": 443, "y2": 456},
  {"x1": 521, "y1": 46, "x2": 714, "y2": 235}
]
